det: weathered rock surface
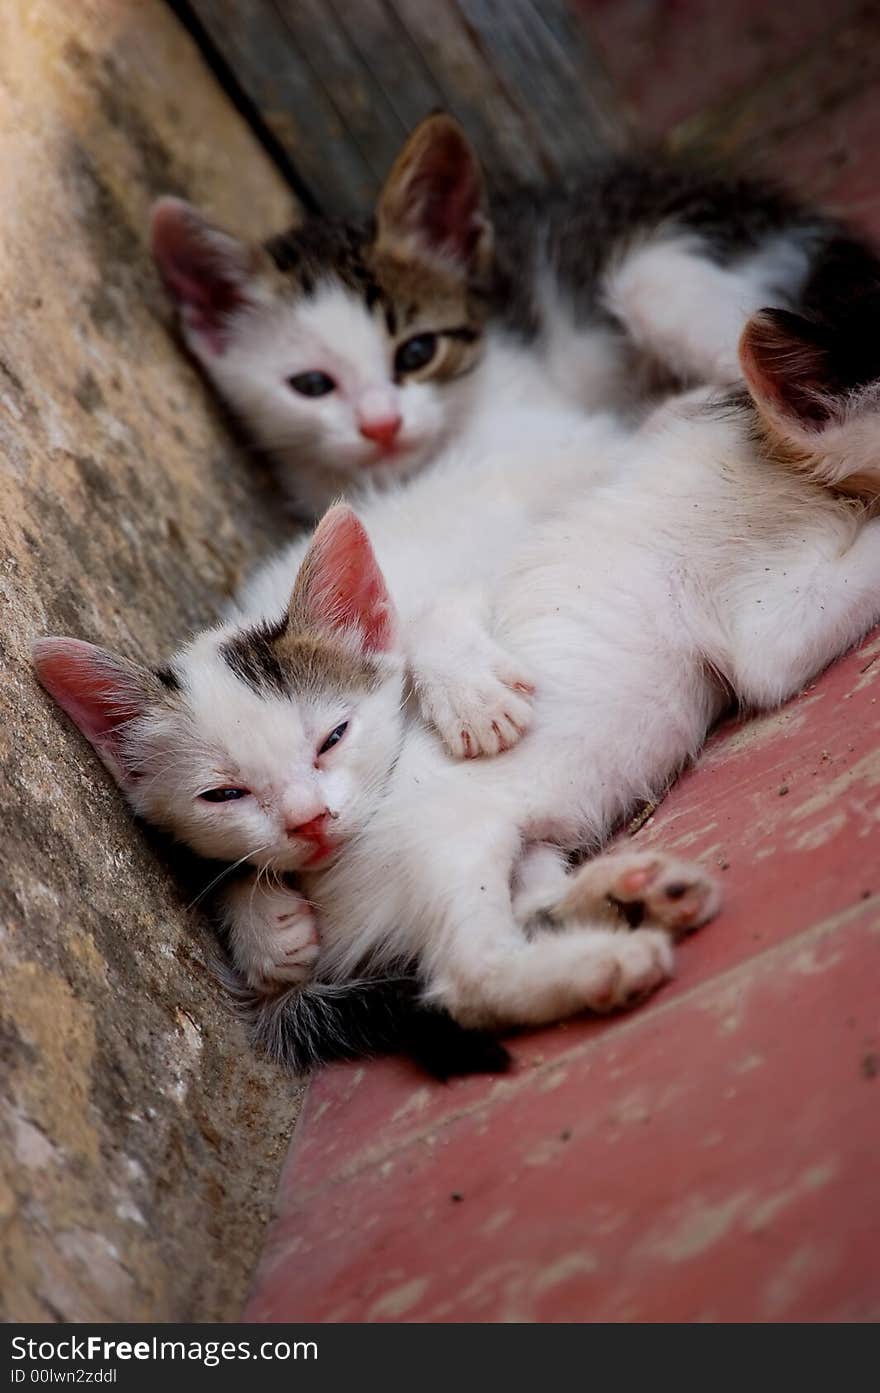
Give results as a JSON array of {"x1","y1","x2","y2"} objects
[{"x1": 0, "y1": 0, "x2": 303, "y2": 1321}]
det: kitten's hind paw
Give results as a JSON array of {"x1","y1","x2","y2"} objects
[
  {"x1": 579, "y1": 928, "x2": 675, "y2": 1013},
  {"x1": 553, "y1": 850, "x2": 721, "y2": 940},
  {"x1": 417, "y1": 648, "x2": 535, "y2": 760}
]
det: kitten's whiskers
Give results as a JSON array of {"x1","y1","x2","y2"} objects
[{"x1": 188, "y1": 845, "x2": 270, "y2": 911}]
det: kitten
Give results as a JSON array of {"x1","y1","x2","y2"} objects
[
  {"x1": 150, "y1": 113, "x2": 880, "y2": 517},
  {"x1": 35, "y1": 391, "x2": 629, "y2": 992},
  {"x1": 35, "y1": 299, "x2": 880, "y2": 1062}
]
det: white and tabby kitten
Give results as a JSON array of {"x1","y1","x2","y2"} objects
[
  {"x1": 150, "y1": 114, "x2": 879, "y2": 516},
  {"x1": 35, "y1": 300, "x2": 880, "y2": 1062},
  {"x1": 35, "y1": 386, "x2": 628, "y2": 998}
]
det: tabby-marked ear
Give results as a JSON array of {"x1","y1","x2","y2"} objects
[
  {"x1": 32, "y1": 638, "x2": 160, "y2": 788},
  {"x1": 150, "y1": 197, "x2": 265, "y2": 355},
  {"x1": 289, "y1": 506, "x2": 397, "y2": 653},
  {"x1": 376, "y1": 113, "x2": 492, "y2": 272},
  {"x1": 740, "y1": 309, "x2": 837, "y2": 429}
]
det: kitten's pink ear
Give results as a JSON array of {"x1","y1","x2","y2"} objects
[
  {"x1": 291, "y1": 506, "x2": 397, "y2": 653},
  {"x1": 740, "y1": 309, "x2": 836, "y2": 429},
  {"x1": 32, "y1": 638, "x2": 157, "y2": 787},
  {"x1": 376, "y1": 113, "x2": 492, "y2": 271},
  {"x1": 150, "y1": 197, "x2": 260, "y2": 355}
]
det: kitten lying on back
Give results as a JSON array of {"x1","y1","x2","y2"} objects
[
  {"x1": 151, "y1": 113, "x2": 880, "y2": 515},
  {"x1": 36, "y1": 392, "x2": 629, "y2": 996},
  {"x1": 35, "y1": 299, "x2": 880, "y2": 1065}
]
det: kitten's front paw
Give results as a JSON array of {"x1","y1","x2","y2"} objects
[
  {"x1": 417, "y1": 647, "x2": 535, "y2": 759},
  {"x1": 222, "y1": 879, "x2": 320, "y2": 991},
  {"x1": 557, "y1": 851, "x2": 721, "y2": 939},
  {"x1": 257, "y1": 906, "x2": 321, "y2": 990}
]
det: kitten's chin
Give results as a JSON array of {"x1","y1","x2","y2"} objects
[
  {"x1": 345, "y1": 432, "x2": 434, "y2": 473},
  {"x1": 303, "y1": 841, "x2": 341, "y2": 869},
  {"x1": 361, "y1": 438, "x2": 433, "y2": 480},
  {"x1": 262, "y1": 838, "x2": 346, "y2": 873}
]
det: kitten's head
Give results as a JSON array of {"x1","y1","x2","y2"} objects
[
  {"x1": 151, "y1": 114, "x2": 493, "y2": 506},
  {"x1": 740, "y1": 298, "x2": 880, "y2": 494},
  {"x1": 33, "y1": 508, "x2": 405, "y2": 873}
]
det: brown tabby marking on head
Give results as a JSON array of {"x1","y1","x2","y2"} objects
[
  {"x1": 370, "y1": 243, "x2": 487, "y2": 382},
  {"x1": 221, "y1": 614, "x2": 381, "y2": 701},
  {"x1": 371, "y1": 112, "x2": 492, "y2": 382},
  {"x1": 155, "y1": 664, "x2": 181, "y2": 693},
  {"x1": 265, "y1": 218, "x2": 375, "y2": 300},
  {"x1": 264, "y1": 215, "x2": 488, "y2": 387},
  {"x1": 261, "y1": 113, "x2": 491, "y2": 386}
]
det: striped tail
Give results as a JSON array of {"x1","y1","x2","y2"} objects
[{"x1": 216, "y1": 962, "x2": 511, "y2": 1080}]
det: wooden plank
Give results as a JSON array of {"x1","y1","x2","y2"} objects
[
  {"x1": 185, "y1": 0, "x2": 379, "y2": 213},
  {"x1": 390, "y1": 0, "x2": 551, "y2": 189},
  {"x1": 462, "y1": 0, "x2": 626, "y2": 172},
  {"x1": 273, "y1": 0, "x2": 411, "y2": 185},
  {"x1": 323, "y1": 0, "x2": 449, "y2": 136},
  {"x1": 180, "y1": 0, "x2": 628, "y2": 211}
]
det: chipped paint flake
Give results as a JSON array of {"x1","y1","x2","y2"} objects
[
  {"x1": 640, "y1": 1192, "x2": 753, "y2": 1262},
  {"x1": 367, "y1": 1276, "x2": 429, "y2": 1321},
  {"x1": 532, "y1": 1250, "x2": 598, "y2": 1296}
]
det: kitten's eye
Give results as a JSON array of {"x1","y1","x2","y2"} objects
[
  {"x1": 288, "y1": 371, "x2": 336, "y2": 397},
  {"x1": 317, "y1": 721, "x2": 348, "y2": 756},
  {"x1": 199, "y1": 787, "x2": 251, "y2": 802},
  {"x1": 394, "y1": 334, "x2": 438, "y2": 376}
]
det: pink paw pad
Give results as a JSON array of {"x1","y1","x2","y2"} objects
[
  {"x1": 603, "y1": 855, "x2": 719, "y2": 937},
  {"x1": 616, "y1": 863, "x2": 660, "y2": 897},
  {"x1": 589, "y1": 960, "x2": 623, "y2": 1012}
]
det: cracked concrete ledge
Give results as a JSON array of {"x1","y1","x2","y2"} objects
[{"x1": 1, "y1": 0, "x2": 304, "y2": 1321}]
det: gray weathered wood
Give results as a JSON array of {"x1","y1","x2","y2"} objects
[
  {"x1": 274, "y1": 0, "x2": 411, "y2": 185},
  {"x1": 184, "y1": 0, "x2": 629, "y2": 213},
  {"x1": 459, "y1": 0, "x2": 625, "y2": 174},
  {"x1": 186, "y1": 0, "x2": 380, "y2": 213}
]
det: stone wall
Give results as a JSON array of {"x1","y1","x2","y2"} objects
[{"x1": 0, "y1": 0, "x2": 304, "y2": 1321}]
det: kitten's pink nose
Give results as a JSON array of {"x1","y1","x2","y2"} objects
[
  {"x1": 358, "y1": 414, "x2": 402, "y2": 449},
  {"x1": 286, "y1": 811, "x2": 330, "y2": 842}
]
